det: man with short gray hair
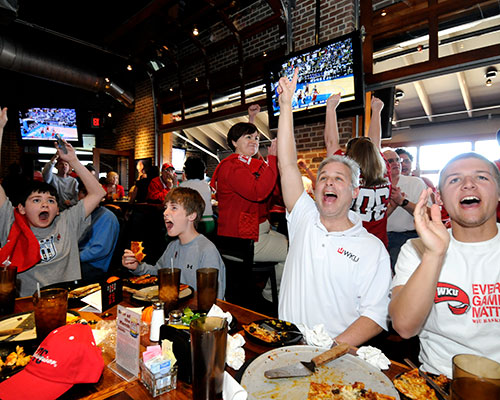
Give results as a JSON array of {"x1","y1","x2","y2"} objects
[{"x1": 276, "y1": 69, "x2": 391, "y2": 347}]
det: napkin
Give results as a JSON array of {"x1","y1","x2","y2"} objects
[
  {"x1": 79, "y1": 290, "x2": 102, "y2": 313},
  {"x1": 226, "y1": 333, "x2": 245, "y2": 370},
  {"x1": 356, "y1": 346, "x2": 391, "y2": 370},
  {"x1": 223, "y1": 371, "x2": 247, "y2": 400},
  {"x1": 296, "y1": 323, "x2": 333, "y2": 348},
  {"x1": 207, "y1": 304, "x2": 233, "y2": 326}
]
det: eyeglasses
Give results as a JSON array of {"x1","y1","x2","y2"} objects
[
  {"x1": 400, "y1": 158, "x2": 412, "y2": 164},
  {"x1": 386, "y1": 157, "x2": 401, "y2": 164}
]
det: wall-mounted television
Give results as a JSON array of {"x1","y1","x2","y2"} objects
[
  {"x1": 265, "y1": 30, "x2": 365, "y2": 129},
  {"x1": 17, "y1": 106, "x2": 83, "y2": 147}
]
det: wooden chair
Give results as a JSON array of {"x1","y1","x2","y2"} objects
[{"x1": 215, "y1": 235, "x2": 278, "y2": 315}]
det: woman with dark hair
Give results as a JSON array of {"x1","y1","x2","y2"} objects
[
  {"x1": 210, "y1": 114, "x2": 287, "y2": 304},
  {"x1": 325, "y1": 95, "x2": 392, "y2": 248}
]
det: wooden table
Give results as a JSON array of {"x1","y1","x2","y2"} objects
[{"x1": 12, "y1": 293, "x2": 409, "y2": 399}]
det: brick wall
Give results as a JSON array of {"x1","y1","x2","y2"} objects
[
  {"x1": 0, "y1": 127, "x2": 23, "y2": 177},
  {"x1": 103, "y1": 79, "x2": 156, "y2": 161},
  {"x1": 110, "y1": 0, "x2": 357, "y2": 177}
]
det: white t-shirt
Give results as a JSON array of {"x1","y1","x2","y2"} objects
[
  {"x1": 392, "y1": 228, "x2": 500, "y2": 377},
  {"x1": 387, "y1": 175, "x2": 428, "y2": 232},
  {"x1": 279, "y1": 191, "x2": 391, "y2": 338},
  {"x1": 180, "y1": 179, "x2": 213, "y2": 216}
]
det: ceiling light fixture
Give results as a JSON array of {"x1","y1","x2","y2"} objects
[
  {"x1": 485, "y1": 66, "x2": 497, "y2": 87},
  {"x1": 193, "y1": 26, "x2": 199, "y2": 36},
  {"x1": 127, "y1": 64, "x2": 132, "y2": 71},
  {"x1": 107, "y1": 112, "x2": 112, "y2": 118},
  {"x1": 395, "y1": 89, "x2": 405, "y2": 99},
  {"x1": 380, "y1": 9, "x2": 387, "y2": 17}
]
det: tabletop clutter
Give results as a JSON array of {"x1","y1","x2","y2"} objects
[{"x1": 3, "y1": 277, "x2": 499, "y2": 400}]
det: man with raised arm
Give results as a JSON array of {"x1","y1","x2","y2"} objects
[
  {"x1": 0, "y1": 106, "x2": 106, "y2": 296},
  {"x1": 276, "y1": 70, "x2": 391, "y2": 347},
  {"x1": 390, "y1": 152, "x2": 500, "y2": 377}
]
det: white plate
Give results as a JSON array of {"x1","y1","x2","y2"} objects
[
  {"x1": 131, "y1": 285, "x2": 192, "y2": 302},
  {"x1": 0, "y1": 311, "x2": 80, "y2": 342},
  {"x1": 240, "y1": 345, "x2": 400, "y2": 400}
]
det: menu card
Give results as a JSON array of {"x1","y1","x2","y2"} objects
[{"x1": 108, "y1": 305, "x2": 141, "y2": 380}]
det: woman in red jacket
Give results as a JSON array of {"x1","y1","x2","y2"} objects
[{"x1": 211, "y1": 121, "x2": 287, "y2": 304}]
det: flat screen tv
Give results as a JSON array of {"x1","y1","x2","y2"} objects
[
  {"x1": 17, "y1": 106, "x2": 83, "y2": 147},
  {"x1": 265, "y1": 30, "x2": 365, "y2": 129}
]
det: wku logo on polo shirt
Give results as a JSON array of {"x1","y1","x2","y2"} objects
[
  {"x1": 337, "y1": 247, "x2": 359, "y2": 262},
  {"x1": 434, "y1": 282, "x2": 470, "y2": 315}
]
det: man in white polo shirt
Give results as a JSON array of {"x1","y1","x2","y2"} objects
[{"x1": 276, "y1": 69, "x2": 391, "y2": 347}]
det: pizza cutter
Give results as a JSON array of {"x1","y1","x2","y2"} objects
[{"x1": 264, "y1": 342, "x2": 350, "y2": 379}]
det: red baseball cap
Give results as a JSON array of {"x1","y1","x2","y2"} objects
[
  {"x1": 161, "y1": 162, "x2": 174, "y2": 171},
  {"x1": 0, "y1": 324, "x2": 104, "y2": 400}
]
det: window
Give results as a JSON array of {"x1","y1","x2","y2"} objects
[{"x1": 398, "y1": 139, "x2": 499, "y2": 186}]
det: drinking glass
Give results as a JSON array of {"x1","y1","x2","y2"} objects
[
  {"x1": 158, "y1": 268, "x2": 181, "y2": 312},
  {"x1": 451, "y1": 354, "x2": 500, "y2": 400},
  {"x1": 190, "y1": 316, "x2": 228, "y2": 400},
  {"x1": 33, "y1": 288, "x2": 68, "y2": 342},
  {"x1": 0, "y1": 267, "x2": 17, "y2": 315},
  {"x1": 196, "y1": 268, "x2": 218, "y2": 313}
]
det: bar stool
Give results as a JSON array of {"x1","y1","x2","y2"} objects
[{"x1": 215, "y1": 235, "x2": 278, "y2": 314}]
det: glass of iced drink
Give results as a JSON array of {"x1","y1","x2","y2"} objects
[
  {"x1": 158, "y1": 268, "x2": 181, "y2": 312},
  {"x1": 451, "y1": 354, "x2": 500, "y2": 400},
  {"x1": 190, "y1": 316, "x2": 228, "y2": 400},
  {"x1": 33, "y1": 288, "x2": 68, "y2": 342},
  {"x1": 0, "y1": 267, "x2": 17, "y2": 315},
  {"x1": 196, "y1": 268, "x2": 218, "y2": 313}
]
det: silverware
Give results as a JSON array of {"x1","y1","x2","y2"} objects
[
  {"x1": 404, "y1": 358, "x2": 450, "y2": 400},
  {"x1": 264, "y1": 342, "x2": 350, "y2": 379},
  {"x1": 260, "y1": 322, "x2": 302, "y2": 336}
]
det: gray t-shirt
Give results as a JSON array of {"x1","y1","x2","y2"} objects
[
  {"x1": 42, "y1": 161, "x2": 79, "y2": 210},
  {"x1": 134, "y1": 234, "x2": 226, "y2": 299},
  {"x1": 0, "y1": 200, "x2": 90, "y2": 297}
]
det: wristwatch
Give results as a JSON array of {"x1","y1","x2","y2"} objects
[{"x1": 401, "y1": 198, "x2": 409, "y2": 207}]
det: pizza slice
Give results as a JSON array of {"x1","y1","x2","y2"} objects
[
  {"x1": 393, "y1": 368, "x2": 438, "y2": 400},
  {"x1": 131, "y1": 241, "x2": 146, "y2": 262},
  {"x1": 307, "y1": 381, "x2": 396, "y2": 400}
]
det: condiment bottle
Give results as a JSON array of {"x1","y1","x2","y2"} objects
[
  {"x1": 149, "y1": 302, "x2": 164, "y2": 342},
  {"x1": 168, "y1": 309, "x2": 183, "y2": 325}
]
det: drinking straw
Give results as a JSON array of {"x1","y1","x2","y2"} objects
[
  {"x1": 170, "y1": 257, "x2": 174, "y2": 272},
  {"x1": 37, "y1": 282, "x2": 41, "y2": 298}
]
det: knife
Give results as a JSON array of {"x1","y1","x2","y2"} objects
[
  {"x1": 0, "y1": 312, "x2": 35, "y2": 341},
  {"x1": 264, "y1": 342, "x2": 350, "y2": 379}
]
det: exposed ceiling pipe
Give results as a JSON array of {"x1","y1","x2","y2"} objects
[{"x1": 0, "y1": 35, "x2": 135, "y2": 108}]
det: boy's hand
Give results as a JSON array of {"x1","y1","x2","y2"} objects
[
  {"x1": 0, "y1": 107, "x2": 7, "y2": 130},
  {"x1": 54, "y1": 139, "x2": 77, "y2": 163},
  {"x1": 277, "y1": 68, "x2": 299, "y2": 107},
  {"x1": 122, "y1": 249, "x2": 139, "y2": 270}
]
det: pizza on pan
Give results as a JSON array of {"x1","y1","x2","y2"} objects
[
  {"x1": 242, "y1": 322, "x2": 282, "y2": 343},
  {"x1": 307, "y1": 381, "x2": 396, "y2": 400},
  {"x1": 393, "y1": 368, "x2": 450, "y2": 400}
]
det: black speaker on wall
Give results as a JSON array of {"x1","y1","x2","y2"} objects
[{"x1": 373, "y1": 87, "x2": 395, "y2": 139}]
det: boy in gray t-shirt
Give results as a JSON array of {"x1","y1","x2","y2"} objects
[
  {"x1": 0, "y1": 107, "x2": 106, "y2": 296},
  {"x1": 122, "y1": 187, "x2": 226, "y2": 299}
]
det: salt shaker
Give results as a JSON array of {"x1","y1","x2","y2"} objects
[{"x1": 149, "y1": 302, "x2": 164, "y2": 342}]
